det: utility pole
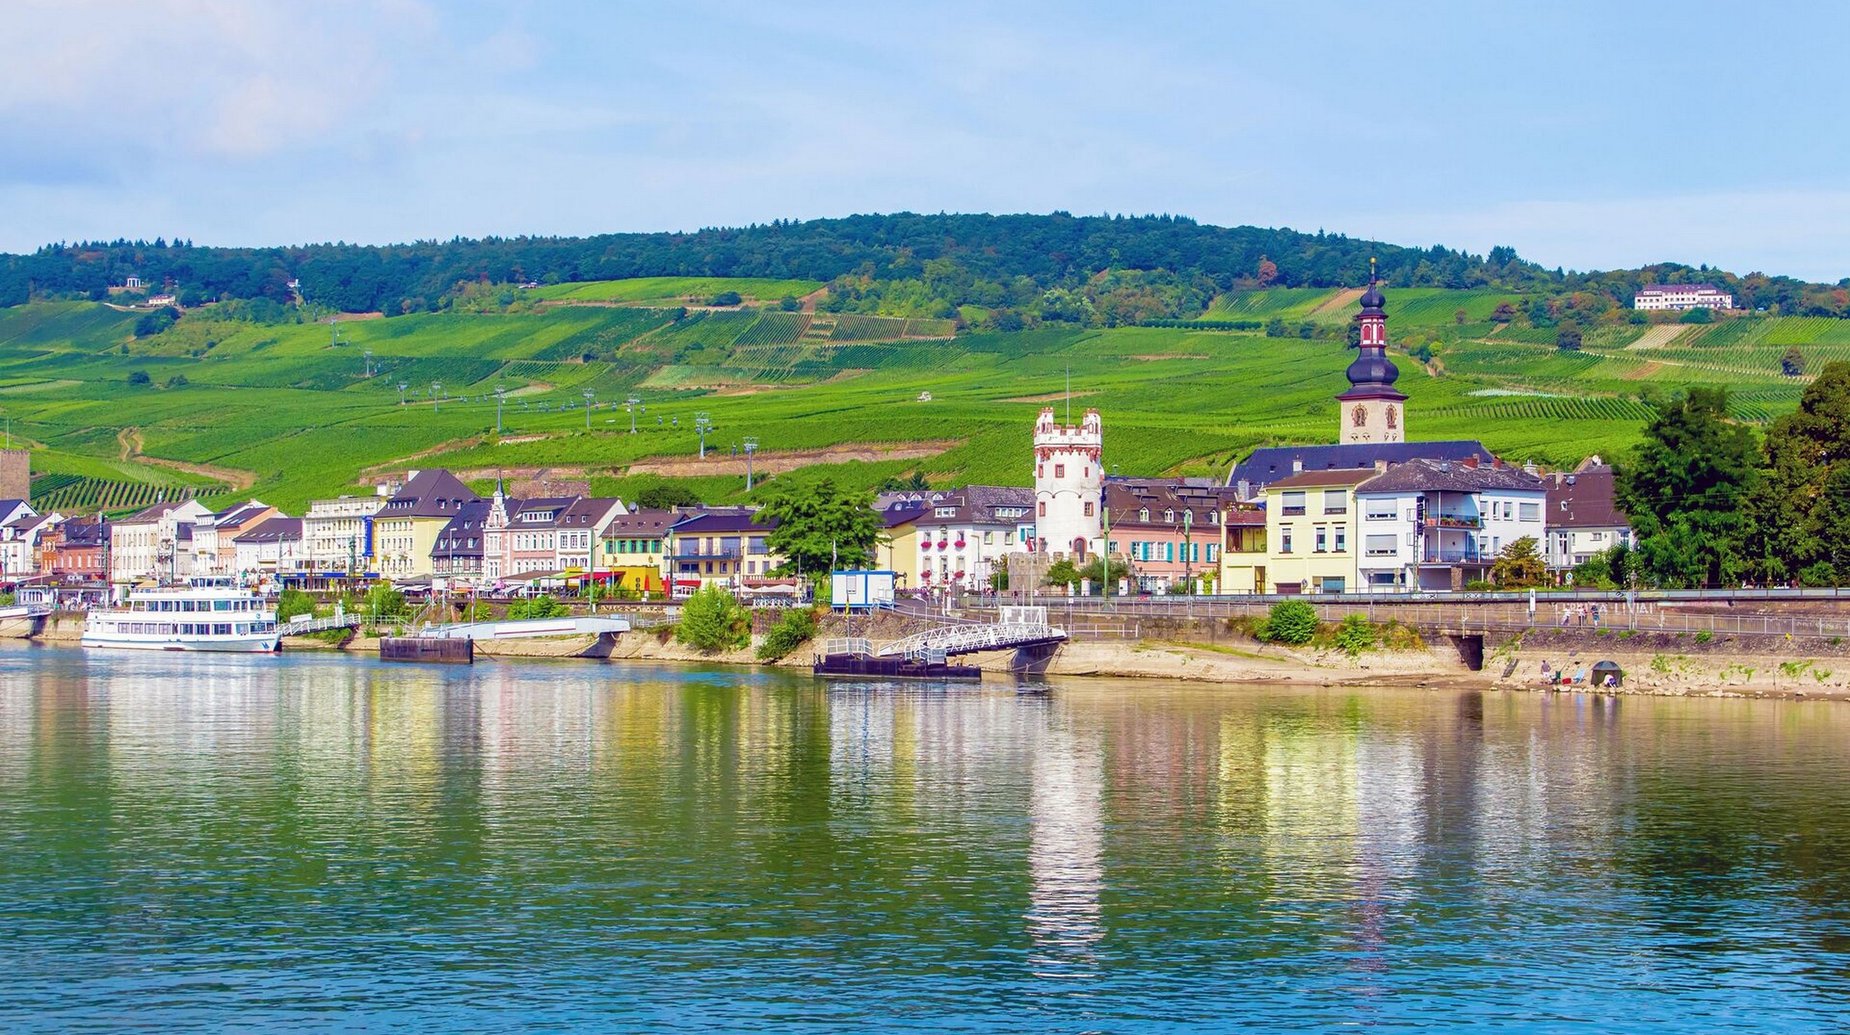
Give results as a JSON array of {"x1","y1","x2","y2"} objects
[
  {"x1": 1183, "y1": 506, "x2": 1194, "y2": 594},
  {"x1": 397, "y1": 382, "x2": 408, "y2": 406},
  {"x1": 363, "y1": 349, "x2": 374, "y2": 377},
  {"x1": 583, "y1": 389, "x2": 596, "y2": 430},
  {"x1": 743, "y1": 437, "x2": 758, "y2": 491},
  {"x1": 626, "y1": 395, "x2": 641, "y2": 434},
  {"x1": 431, "y1": 382, "x2": 442, "y2": 414},
  {"x1": 495, "y1": 387, "x2": 506, "y2": 435},
  {"x1": 694, "y1": 413, "x2": 712, "y2": 459}
]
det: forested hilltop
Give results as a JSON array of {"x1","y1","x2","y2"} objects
[{"x1": 5, "y1": 213, "x2": 1845, "y2": 325}]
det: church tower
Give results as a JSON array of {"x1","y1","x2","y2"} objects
[{"x1": 1337, "y1": 262, "x2": 1407, "y2": 444}]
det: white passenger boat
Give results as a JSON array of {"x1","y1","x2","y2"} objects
[{"x1": 81, "y1": 577, "x2": 281, "y2": 653}]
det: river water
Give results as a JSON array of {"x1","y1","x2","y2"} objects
[{"x1": 1, "y1": 644, "x2": 1847, "y2": 1032}]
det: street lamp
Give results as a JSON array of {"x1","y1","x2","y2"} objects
[
  {"x1": 694, "y1": 413, "x2": 712, "y2": 458},
  {"x1": 743, "y1": 437, "x2": 759, "y2": 491},
  {"x1": 583, "y1": 389, "x2": 596, "y2": 430}
]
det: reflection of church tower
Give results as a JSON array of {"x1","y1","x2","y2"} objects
[{"x1": 1337, "y1": 263, "x2": 1407, "y2": 444}]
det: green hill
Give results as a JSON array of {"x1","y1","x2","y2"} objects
[{"x1": 0, "y1": 286, "x2": 1838, "y2": 514}]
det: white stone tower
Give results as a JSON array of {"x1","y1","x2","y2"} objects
[
  {"x1": 1337, "y1": 262, "x2": 1408, "y2": 445},
  {"x1": 1032, "y1": 407, "x2": 1103, "y2": 560}
]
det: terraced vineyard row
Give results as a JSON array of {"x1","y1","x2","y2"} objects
[
  {"x1": 32, "y1": 475, "x2": 205, "y2": 515},
  {"x1": 1428, "y1": 396, "x2": 1659, "y2": 423}
]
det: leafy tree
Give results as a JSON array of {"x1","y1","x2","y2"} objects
[
  {"x1": 761, "y1": 478, "x2": 883, "y2": 578},
  {"x1": 1781, "y1": 348, "x2": 1805, "y2": 376},
  {"x1": 707, "y1": 290, "x2": 742, "y2": 306},
  {"x1": 1679, "y1": 306, "x2": 1714, "y2": 324},
  {"x1": 1555, "y1": 327, "x2": 1583, "y2": 351},
  {"x1": 1254, "y1": 256, "x2": 1278, "y2": 285},
  {"x1": 364, "y1": 585, "x2": 409, "y2": 619},
  {"x1": 1296, "y1": 320, "x2": 1316, "y2": 339},
  {"x1": 676, "y1": 585, "x2": 750, "y2": 652},
  {"x1": 1490, "y1": 536, "x2": 1548, "y2": 587},
  {"x1": 1490, "y1": 302, "x2": 1517, "y2": 323},
  {"x1": 1258, "y1": 599, "x2": 1317, "y2": 645},
  {"x1": 876, "y1": 471, "x2": 931, "y2": 492},
  {"x1": 127, "y1": 370, "x2": 152, "y2": 386},
  {"x1": 1748, "y1": 362, "x2": 1850, "y2": 583},
  {"x1": 276, "y1": 588, "x2": 316, "y2": 622},
  {"x1": 508, "y1": 594, "x2": 568, "y2": 620},
  {"x1": 1454, "y1": 308, "x2": 1468, "y2": 325},
  {"x1": 133, "y1": 306, "x2": 179, "y2": 337},
  {"x1": 778, "y1": 295, "x2": 801, "y2": 312},
  {"x1": 1077, "y1": 555, "x2": 1130, "y2": 591},
  {"x1": 1265, "y1": 317, "x2": 1288, "y2": 338},
  {"x1": 755, "y1": 606, "x2": 817, "y2": 660},
  {"x1": 636, "y1": 481, "x2": 703, "y2": 510},
  {"x1": 1044, "y1": 558, "x2": 1081, "y2": 587},
  {"x1": 1617, "y1": 388, "x2": 1758, "y2": 587},
  {"x1": 164, "y1": 374, "x2": 189, "y2": 388}
]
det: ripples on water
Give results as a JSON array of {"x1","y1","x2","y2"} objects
[{"x1": 1, "y1": 644, "x2": 1848, "y2": 1032}]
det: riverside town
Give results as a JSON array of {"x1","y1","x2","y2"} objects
[{"x1": 6, "y1": 6, "x2": 1850, "y2": 1032}]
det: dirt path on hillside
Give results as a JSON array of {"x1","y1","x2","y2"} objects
[
  {"x1": 116, "y1": 427, "x2": 257, "y2": 491},
  {"x1": 1309, "y1": 288, "x2": 1364, "y2": 317},
  {"x1": 629, "y1": 440, "x2": 960, "y2": 478}
]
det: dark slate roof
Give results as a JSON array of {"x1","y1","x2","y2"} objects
[
  {"x1": 1265, "y1": 468, "x2": 1385, "y2": 491},
  {"x1": 381, "y1": 469, "x2": 481, "y2": 519},
  {"x1": 558, "y1": 497, "x2": 623, "y2": 530},
  {"x1": 669, "y1": 508, "x2": 777, "y2": 534},
  {"x1": 1227, "y1": 441, "x2": 1494, "y2": 492},
  {"x1": 433, "y1": 500, "x2": 492, "y2": 557},
  {"x1": 211, "y1": 501, "x2": 274, "y2": 531},
  {"x1": 60, "y1": 520, "x2": 109, "y2": 548},
  {"x1": 506, "y1": 496, "x2": 578, "y2": 530},
  {"x1": 1358, "y1": 457, "x2": 1545, "y2": 494},
  {"x1": 1544, "y1": 465, "x2": 1630, "y2": 529},
  {"x1": 233, "y1": 517, "x2": 303, "y2": 544},
  {"x1": 603, "y1": 509, "x2": 675, "y2": 536},
  {"x1": 1104, "y1": 479, "x2": 1239, "y2": 528}
]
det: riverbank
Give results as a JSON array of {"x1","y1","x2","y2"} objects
[{"x1": 15, "y1": 609, "x2": 1850, "y2": 700}]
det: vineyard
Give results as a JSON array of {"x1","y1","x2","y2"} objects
[
  {"x1": 5, "y1": 287, "x2": 1850, "y2": 512},
  {"x1": 31, "y1": 474, "x2": 209, "y2": 515}
]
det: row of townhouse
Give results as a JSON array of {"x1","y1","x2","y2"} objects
[{"x1": 1216, "y1": 456, "x2": 1632, "y2": 594}]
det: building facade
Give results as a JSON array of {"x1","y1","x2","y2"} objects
[
  {"x1": 232, "y1": 517, "x2": 306, "y2": 578},
  {"x1": 1542, "y1": 461, "x2": 1634, "y2": 577},
  {"x1": 1337, "y1": 274, "x2": 1408, "y2": 445},
  {"x1": 109, "y1": 499, "x2": 211, "y2": 585},
  {"x1": 373, "y1": 469, "x2": 480, "y2": 579},
  {"x1": 905, "y1": 485, "x2": 1034, "y2": 592},
  {"x1": 302, "y1": 495, "x2": 383, "y2": 577},
  {"x1": 1633, "y1": 284, "x2": 1734, "y2": 311},
  {"x1": 599, "y1": 509, "x2": 675, "y2": 596},
  {"x1": 1032, "y1": 407, "x2": 1104, "y2": 560},
  {"x1": 1353, "y1": 458, "x2": 1548, "y2": 591},
  {"x1": 1261, "y1": 469, "x2": 1372, "y2": 594},
  {"x1": 1103, "y1": 480, "x2": 1231, "y2": 592},
  {"x1": 667, "y1": 509, "x2": 781, "y2": 584}
]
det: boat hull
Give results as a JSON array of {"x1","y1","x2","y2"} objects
[{"x1": 79, "y1": 634, "x2": 282, "y2": 653}]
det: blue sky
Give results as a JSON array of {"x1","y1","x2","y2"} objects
[{"x1": 3, "y1": 0, "x2": 1843, "y2": 281}]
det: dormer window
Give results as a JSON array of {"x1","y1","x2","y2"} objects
[
  {"x1": 1164, "y1": 509, "x2": 1175, "y2": 523},
  {"x1": 1139, "y1": 507, "x2": 1149, "y2": 521}
]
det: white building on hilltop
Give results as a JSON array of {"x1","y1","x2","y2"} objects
[
  {"x1": 1633, "y1": 283, "x2": 1734, "y2": 311},
  {"x1": 1032, "y1": 407, "x2": 1103, "y2": 561}
]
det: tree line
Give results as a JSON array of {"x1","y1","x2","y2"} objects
[
  {"x1": 7, "y1": 213, "x2": 1842, "y2": 324},
  {"x1": 1617, "y1": 363, "x2": 1850, "y2": 587}
]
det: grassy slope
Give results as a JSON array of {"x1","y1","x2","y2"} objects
[
  {"x1": 0, "y1": 286, "x2": 1833, "y2": 513},
  {"x1": 530, "y1": 276, "x2": 822, "y2": 304}
]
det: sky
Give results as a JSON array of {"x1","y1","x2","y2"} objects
[{"x1": 3, "y1": 0, "x2": 1844, "y2": 281}]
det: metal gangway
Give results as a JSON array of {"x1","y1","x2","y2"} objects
[
  {"x1": 282, "y1": 613, "x2": 363, "y2": 634},
  {"x1": 874, "y1": 606, "x2": 1066, "y2": 659}
]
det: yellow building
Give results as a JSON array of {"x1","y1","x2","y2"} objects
[
  {"x1": 1260, "y1": 469, "x2": 1370, "y2": 594},
  {"x1": 1217, "y1": 502, "x2": 1268, "y2": 594},
  {"x1": 598, "y1": 508, "x2": 673, "y2": 596},
  {"x1": 373, "y1": 469, "x2": 481, "y2": 580},
  {"x1": 875, "y1": 511, "x2": 922, "y2": 589}
]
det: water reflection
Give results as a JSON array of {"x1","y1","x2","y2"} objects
[{"x1": 1, "y1": 644, "x2": 1849, "y2": 1031}]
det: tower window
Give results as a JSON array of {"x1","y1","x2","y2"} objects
[
  {"x1": 1084, "y1": 502, "x2": 1094, "y2": 516},
  {"x1": 1038, "y1": 502, "x2": 1046, "y2": 517},
  {"x1": 1054, "y1": 464, "x2": 1065, "y2": 478}
]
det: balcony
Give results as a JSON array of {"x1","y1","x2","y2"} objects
[
  {"x1": 1281, "y1": 506, "x2": 1306, "y2": 517},
  {"x1": 672, "y1": 547, "x2": 741, "y2": 562},
  {"x1": 1422, "y1": 549, "x2": 1486, "y2": 564},
  {"x1": 1425, "y1": 515, "x2": 1481, "y2": 530}
]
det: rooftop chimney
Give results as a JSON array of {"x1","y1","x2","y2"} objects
[
  {"x1": 1292, "y1": 459, "x2": 1303, "y2": 474},
  {"x1": 1463, "y1": 456, "x2": 1480, "y2": 469}
]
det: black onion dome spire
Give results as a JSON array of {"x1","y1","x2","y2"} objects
[
  {"x1": 1359, "y1": 281, "x2": 1386, "y2": 313},
  {"x1": 1346, "y1": 347, "x2": 1401, "y2": 388}
]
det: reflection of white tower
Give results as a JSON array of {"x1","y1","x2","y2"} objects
[{"x1": 1032, "y1": 407, "x2": 1103, "y2": 560}]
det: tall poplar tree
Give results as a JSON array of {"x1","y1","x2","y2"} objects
[{"x1": 1616, "y1": 388, "x2": 1758, "y2": 588}]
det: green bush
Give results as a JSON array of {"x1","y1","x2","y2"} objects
[
  {"x1": 1258, "y1": 599, "x2": 1317, "y2": 645},
  {"x1": 1331, "y1": 614, "x2": 1377, "y2": 656},
  {"x1": 1694, "y1": 630, "x2": 1714, "y2": 644},
  {"x1": 363, "y1": 585, "x2": 409, "y2": 620},
  {"x1": 676, "y1": 585, "x2": 750, "y2": 652},
  {"x1": 276, "y1": 588, "x2": 316, "y2": 622},
  {"x1": 508, "y1": 595, "x2": 568, "y2": 620},
  {"x1": 756, "y1": 607, "x2": 817, "y2": 661}
]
